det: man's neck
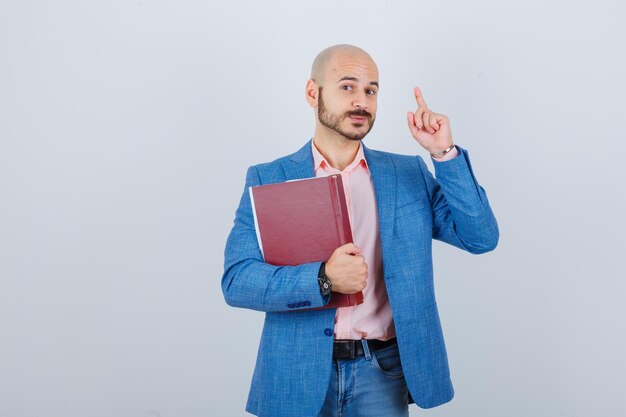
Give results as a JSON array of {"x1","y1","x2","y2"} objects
[{"x1": 312, "y1": 129, "x2": 361, "y2": 172}]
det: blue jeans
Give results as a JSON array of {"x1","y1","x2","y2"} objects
[{"x1": 318, "y1": 340, "x2": 409, "y2": 417}]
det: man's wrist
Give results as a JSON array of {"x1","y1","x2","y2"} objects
[
  {"x1": 317, "y1": 262, "x2": 332, "y2": 297},
  {"x1": 431, "y1": 144, "x2": 458, "y2": 162},
  {"x1": 430, "y1": 143, "x2": 456, "y2": 159}
]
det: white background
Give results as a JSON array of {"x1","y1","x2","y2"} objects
[{"x1": 1, "y1": 1, "x2": 625, "y2": 416}]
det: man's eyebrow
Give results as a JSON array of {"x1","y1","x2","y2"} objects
[{"x1": 336, "y1": 76, "x2": 379, "y2": 87}]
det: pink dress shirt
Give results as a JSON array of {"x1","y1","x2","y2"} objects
[
  {"x1": 312, "y1": 140, "x2": 458, "y2": 340},
  {"x1": 312, "y1": 140, "x2": 396, "y2": 341}
]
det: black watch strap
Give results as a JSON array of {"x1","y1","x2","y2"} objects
[{"x1": 318, "y1": 262, "x2": 332, "y2": 297}]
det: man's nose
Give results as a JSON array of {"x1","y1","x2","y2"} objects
[
  {"x1": 353, "y1": 102, "x2": 366, "y2": 109},
  {"x1": 352, "y1": 91, "x2": 368, "y2": 109}
]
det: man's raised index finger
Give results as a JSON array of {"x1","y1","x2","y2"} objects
[{"x1": 414, "y1": 86, "x2": 428, "y2": 109}]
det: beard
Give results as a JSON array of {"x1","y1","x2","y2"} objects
[{"x1": 317, "y1": 87, "x2": 375, "y2": 141}]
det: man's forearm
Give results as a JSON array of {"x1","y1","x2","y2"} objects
[
  {"x1": 421, "y1": 145, "x2": 499, "y2": 253},
  {"x1": 221, "y1": 166, "x2": 329, "y2": 312},
  {"x1": 222, "y1": 255, "x2": 327, "y2": 312}
]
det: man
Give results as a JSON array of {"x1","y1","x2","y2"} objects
[{"x1": 221, "y1": 44, "x2": 499, "y2": 417}]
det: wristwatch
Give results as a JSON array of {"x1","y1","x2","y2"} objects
[
  {"x1": 430, "y1": 143, "x2": 456, "y2": 159},
  {"x1": 318, "y1": 262, "x2": 332, "y2": 297}
]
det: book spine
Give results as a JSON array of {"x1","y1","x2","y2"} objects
[
  {"x1": 329, "y1": 175, "x2": 357, "y2": 307},
  {"x1": 329, "y1": 175, "x2": 344, "y2": 245},
  {"x1": 331, "y1": 175, "x2": 353, "y2": 244}
]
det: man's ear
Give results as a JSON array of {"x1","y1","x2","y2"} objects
[{"x1": 305, "y1": 79, "x2": 319, "y2": 108}]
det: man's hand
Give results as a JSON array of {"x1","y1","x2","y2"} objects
[
  {"x1": 325, "y1": 243, "x2": 368, "y2": 294},
  {"x1": 407, "y1": 86, "x2": 454, "y2": 154}
]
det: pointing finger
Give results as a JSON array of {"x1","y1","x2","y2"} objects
[{"x1": 413, "y1": 86, "x2": 428, "y2": 109}]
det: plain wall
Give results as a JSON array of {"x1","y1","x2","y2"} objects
[{"x1": 1, "y1": 0, "x2": 625, "y2": 416}]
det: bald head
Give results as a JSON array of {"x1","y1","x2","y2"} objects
[
  {"x1": 310, "y1": 44, "x2": 377, "y2": 86},
  {"x1": 305, "y1": 44, "x2": 379, "y2": 142}
]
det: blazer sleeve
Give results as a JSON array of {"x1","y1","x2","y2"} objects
[
  {"x1": 221, "y1": 165, "x2": 331, "y2": 312},
  {"x1": 416, "y1": 145, "x2": 499, "y2": 254}
]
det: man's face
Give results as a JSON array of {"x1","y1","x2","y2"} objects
[{"x1": 316, "y1": 54, "x2": 379, "y2": 141}]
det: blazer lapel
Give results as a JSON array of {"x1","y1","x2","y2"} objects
[
  {"x1": 284, "y1": 139, "x2": 315, "y2": 180},
  {"x1": 362, "y1": 143, "x2": 396, "y2": 252}
]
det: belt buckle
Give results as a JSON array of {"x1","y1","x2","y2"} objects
[
  {"x1": 347, "y1": 340, "x2": 356, "y2": 359},
  {"x1": 334, "y1": 340, "x2": 357, "y2": 360}
]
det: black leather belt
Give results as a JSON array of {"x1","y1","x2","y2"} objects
[{"x1": 333, "y1": 337, "x2": 397, "y2": 360}]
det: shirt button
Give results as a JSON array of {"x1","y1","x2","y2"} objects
[{"x1": 324, "y1": 328, "x2": 333, "y2": 337}]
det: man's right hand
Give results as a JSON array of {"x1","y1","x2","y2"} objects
[{"x1": 325, "y1": 243, "x2": 368, "y2": 294}]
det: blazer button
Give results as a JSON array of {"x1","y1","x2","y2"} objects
[{"x1": 324, "y1": 328, "x2": 333, "y2": 337}]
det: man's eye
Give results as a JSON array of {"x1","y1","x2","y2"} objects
[
  {"x1": 342, "y1": 85, "x2": 353, "y2": 91},
  {"x1": 367, "y1": 89, "x2": 377, "y2": 95}
]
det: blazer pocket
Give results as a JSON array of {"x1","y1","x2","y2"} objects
[{"x1": 396, "y1": 198, "x2": 429, "y2": 218}]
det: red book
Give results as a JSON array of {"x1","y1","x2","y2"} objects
[{"x1": 249, "y1": 175, "x2": 364, "y2": 309}]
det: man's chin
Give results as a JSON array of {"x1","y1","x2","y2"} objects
[
  {"x1": 342, "y1": 131, "x2": 368, "y2": 141},
  {"x1": 341, "y1": 124, "x2": 371, "y2": 140}
]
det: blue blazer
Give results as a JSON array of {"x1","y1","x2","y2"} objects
[{"x1": 222, "y1": 139, "x2": 499, "y2": 417}]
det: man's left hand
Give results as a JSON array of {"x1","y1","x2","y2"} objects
[{"x1": 407, "y1": 86, "x2": 453, "y2": 154}]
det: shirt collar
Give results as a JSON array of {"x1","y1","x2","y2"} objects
[{"x1": 311, "y1": 140, "x2": 369, "y2": 173}]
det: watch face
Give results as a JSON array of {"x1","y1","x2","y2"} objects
[{"x1": 319, "y1": 277, "x2": 331, "y2": 295}]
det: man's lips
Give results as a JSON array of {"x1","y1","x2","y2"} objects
[{"x1": 349, "y1": 115, "x2": 368, "y2": 123}]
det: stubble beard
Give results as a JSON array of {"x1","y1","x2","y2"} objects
[{"x1": 317, "y1": 88, "x2": 375, "y2": 141}]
